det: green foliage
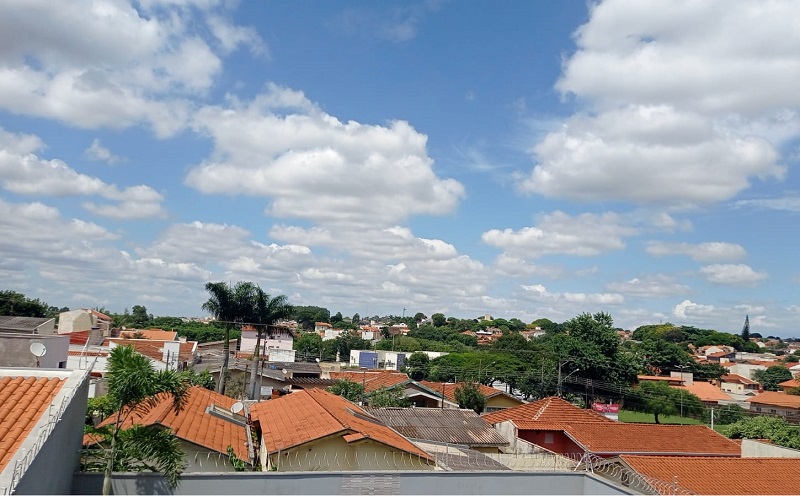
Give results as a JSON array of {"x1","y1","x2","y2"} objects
[
  {"x1": 454, "y1": 382, "x2": 486, "y2": 413},
  {"x1": 493, "y1": 332, "x2": 529, "y2": 351},
  {"x1": 725, "y1": 416, "x2": 800, "y2": 450},
  {"x1": 626, "y1": 380, "x2": 703, "y2": 423},
  {"x1": 708, "y1": 403, "x2": 747, "y2": 425},
  {"x1": 180, "y1": 369, "x2": 215, "y2": 390},
  {"x1": 405, "y1": 352, "x2": 430, "y2": 381},
  {"x1": 226, "y1": 445, "x2": 248, "y2": 471},
  {"x1": 634, "y1": 339, "x2": 692, "y2": 374},
  {"x1": 327, "y1": 379, "x2": 364, "y2": 403},
  {"x1": 0, "y1": 290, "x2": 50, "y2": 317},
  {"x1": 86, "y1": 395, "x2": 117, "y2": 425},
  {"x1": 375, "y1": 335, "x2": 421, "y2": 352},
  {"x1": 431, "y1": 313, "x2": 446, "y2": 327},
  {"x1": 753, "y1": 366, "x2": 793, "y2": 391},
  {"x1": 292, "y1": 305, "x2": 331, "y2": 330},
  {"x1": 130, "y1": 305, "x2": 151, "y2": 328},
  {"x1": 688, "y1": 362, "x2": 729, "y2": 381},
  {"x1": 368, "y1": 387, "x2": 411, "y2": 407},
  {"x1": 294, "y1": 332, "x2": 323, "y2": 356}
]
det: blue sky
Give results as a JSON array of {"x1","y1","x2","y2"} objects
[{"x1": 1, "y1": 0, "x2": 798, "y2": 335}]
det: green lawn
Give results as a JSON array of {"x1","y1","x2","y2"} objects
[{"x1": 617, "y1": 410, "x2": 704, "y2": 425}]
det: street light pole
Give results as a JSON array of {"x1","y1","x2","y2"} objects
[{"x1": 676, "y1": 364, "x2": 689, "y2": 417}]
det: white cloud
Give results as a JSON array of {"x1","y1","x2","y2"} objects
[
  {"x1": 492, "y1": 254, "x2": 564, "y2": 279},
  {"x1": 84, "y1": 139, "x2": 123, "y2": 165},
  {"x1": 645, "y1": 241, "x2": 747, "y2": 263},
  {"x1": 699, "y1": 264, "x2": 768, "y2": 286},
  {"x1": 185, "y1": 84, "x2": 465, "y2": 228},
  {"x1": 0, "y1": 128, "x2": 165, "y2": 219},
  {"x1": 605, "y1": 275, "x2": 690, "y2": 298},
  {"x1": 673, "y1": 299, "x2": 715, "y2": 319},
  {"x1": 522, "y1": 0, "x2": 800, "y2": 207},
  {"x1": 482, "y1": 210, "x2": 636, "y2": 258},
  {"x1": 520, "y1": 284, "x2": 624, "y2": 305},
  {"x1": 735, "y1": 196, "x2": 800, "y2": 213}
]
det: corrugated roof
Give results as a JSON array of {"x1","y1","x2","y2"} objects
[
  {"x1": 0, "y1": 376, "x2": 65, "y2": 471},
  {"x1": 412, "y1": 441, "x2": 510, "y2": 471},
  {"x1": 561, "y1": 423, "x2": 740, "y2": 456},
  {"x1": 250, "y1": 388, "x2": 432, "y2": 460},
  {"x1": 87, "y1": 386, "x2": 249, "y2": 460},
  {"x1": 621, "y1": 455, "x2": 800, "y2": 495},
  {"x1": 367, "y1": 407, "x2": 508, "y2": 447},
  {"x1": 482, "y1": 396, "x2": 613, "y2": 426},
  {"x1": 0, "y1": 316, "x2": 53, "y2": 332}
]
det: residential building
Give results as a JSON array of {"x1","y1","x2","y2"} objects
[
  {"x1": 777, "y1": 378, "x2": 800, "y2": 392},
  {"x1": 105, "y1": 337, "x2": 198, "y2": 371},
  {"x1": 720, "y1": 373, "x2": 761, "y2": 396},
  {"x1": 748, "y1": 391, "x2": 800, "y2": 420},
  {"x1": 367, "y1": 407, "x2": 509, "y2": 453},
  {"x1": 0, "y1": 316, "x2": 55, "y2": 334},
  {"x1": 349, "y1": 349, "x2": 407, "y2": 370},
  {"x1": 85, "y1": 386, "x2": 254, "y2": 472},
  {"x1": 314, "y1": 322, "x2": 332, "y2": 333},
  {"x1": 0, "y1": 368, "x2": 90, "y2": 495},
  {"x1": 249, "y1": 388, "x2": 436, "y2": 471},
  {"x1": 419, "y1": 381, "x2": 524, "y2": 413},
  {"x1": 239, "y1": 325, "x2": 294, "y2": 361},
  {"x1": 0, "y1": 316, "x2": 68, "y2": 368}
]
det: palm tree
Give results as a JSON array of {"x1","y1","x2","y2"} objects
[
  {"x1": 202, "y1": 281, "x2": 249, "y2": 395},
  {"x1": 247, "y1": 288, "x2": 293, "y2": 399},
  {"x1": 95, "y1": 345, "x2": 189, "y2": 495}
]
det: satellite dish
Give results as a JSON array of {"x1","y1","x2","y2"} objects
[
  {"x1": 30, "y1": 342, "x2": 47, "y2": 357},
  {"x1": 230, "y1": 401, "x2": 244, "y2": 415}
]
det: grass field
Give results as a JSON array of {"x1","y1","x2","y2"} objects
[{"x1": 617, "y1": 410, "x2": 704, "y2": 425}]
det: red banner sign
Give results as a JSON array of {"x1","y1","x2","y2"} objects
[{"x1": 591, "y1": 403, "x2": 620, "y2": 413}]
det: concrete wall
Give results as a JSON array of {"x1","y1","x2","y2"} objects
[
  {"x1": 741, "y1": 439, "x2": 800, "y2": 458},
  {"x1": 11, "y1": 369, "x2": 89, "y2": 495},
  {"x1": 58, "y1": 310, "x2": 93, "y2": 333},
  {"x1": 72, "y1": 471, "x2": 633, "y2": 495},
  {"x1": 0, "y1": 333, "x2": 69, "y2": 368}
]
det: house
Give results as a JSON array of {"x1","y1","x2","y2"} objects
[
  {"x1": 420, "y1": 381, "x2": 525, "y2": 413},
  {"x1": 207, "y1": 359, "x2": 326, "y2": 399},
  {"x1": 85, "y1": 386, "x2": 254, "y2": 472},
  {"x1": 0, "y1": 316, "x2": 69, "y2": 368},
  {"x1": 671, "y1": 380, "x2": 734, "y2": 406},
  {"x1": 748, "y1": 391, "x2": 800, "y2": 420},
  {"x1": 721, "y1": 373, "x2": 761, "y2": 396},
  {"x1": 314, "y1": 322, "x2": 332, "y2": 333},
  {"x1": 349, "y1": 349, "x2": 409, "y2": 370},
  {"x1": 249, "y1": 388, "x2": 435, "y2": 471},
  {"x1": 615, "y1": 455, "x2": 800, "y2": 495},
  {"x1": 777, "y1": 378, "x2": 800, "y2": 393},
  {"x1": 239, "y1": 324, "x2": 294, "y2": 362},
  {"x1": 0, "y1": 368, "x2": 90, "y2": 495},
  {"x1": 105, "y1": 337, "x2": 198, "y2": 371},
  {"x1": 367, "y1": 407, "x2": 509, "y2": 453},
  {"x1": 119, "y1": 328, "x2": 178, "y2": 341}
]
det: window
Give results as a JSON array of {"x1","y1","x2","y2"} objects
[
  {"x1": 544, "y1": 433, "x2": 554, "y2": 444},
  {"x1": 58, "y1": 361, "x2": 67, "y2": 368}
]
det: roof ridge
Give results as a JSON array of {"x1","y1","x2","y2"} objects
[
  {"x1": 306, "y1": 388, "x2": 351, "y2": 431},
  {"x1": 531, "y1": 397, "x2": 552, "y2": 421}
]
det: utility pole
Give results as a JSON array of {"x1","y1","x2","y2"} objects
[{"x1": 676, "y1": 364, "x2": 689, "y2": 417}]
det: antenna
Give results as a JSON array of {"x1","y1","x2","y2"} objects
[
  {"x1": 30, "y1": 341, "x2": 47, "y2": 368},
  {"x1": 230, "y1": 401, "x2": 244, "y2": 415}
]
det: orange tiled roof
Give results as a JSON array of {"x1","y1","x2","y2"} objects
[
  {"x1": 0, "y1": 376, "x2": 65, "y2": 471},
  {"x1": 721, "y1": 373, "x2": 759, "y2": 386},
  {"x1": 90, "y1": 309, "x2": 112, "y2": 321},
  {"x1": 620, "y1": 455, "x2": 800, "y2": 495},
  {"x1": 481, "y1": 396, "x2": 613, "y2": 425},
  {"x1": 119, "y1": 329, "x2": 179, "y2": 341},
  {"x1": 419, "y1": 381, "x2": 513, "y2": 404},
  {"x1": 637, "y1": 375, "x2": 683, "y2": 383},
  {"x1": 107, "y1": 338, "x2": 197, "y2": 363},
  {"x1": 562, "y1": 423, "x2": 740, "y2": 456},
  {"x1": 88, "y1": 386, "x2": 249, "y2": 460},
  {"x1": 329, "y1": 370, "x2": 410, "y2": 393},
  {"x1": 672, "y1": 381, "x2": 733, "y2": 403},
  {"x1": 749, "y1": 391, "x2": 800, "y2": 409},
  {"x1": 778, "y1": 378, "x2": 800, "y2": 389},
  {"x1": 250, "y1": 388, "x2": 432, "y2": 460}
]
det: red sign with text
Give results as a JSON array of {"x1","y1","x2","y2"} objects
[{"x1": 591, "y1": 403, "x2": 620, "y2": 413}]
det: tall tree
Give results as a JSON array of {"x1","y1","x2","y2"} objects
[
  {"x1": 454, "y1": 382, "x2": 487, "y2": 413},
  {"x1": 0, "y1": 290, "x2": 50, "y2": 317},
  {"x1": 741, "y1": 314, "x2": 751, "y2": 341},
  {"x1": 627, "y1": 380, "x2": 703, "y2": 423},
  {"x1": 94, "y1": 346, "x2": 189, "y2": 494},
  {"x1": 247, "y1": 288, "x2": 293, "y2": 400},
  {"x1": 130, "y1": 305, "x2": 150, "y2": 328}
]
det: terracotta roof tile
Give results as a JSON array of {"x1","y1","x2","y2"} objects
[
  {"x1": 621, "y1": 455, "x2": 800, "y2": 495},
  {"x1": 562, "y1": 423, "x2": 740, "y2": 456},
  {"x1": 88, "y1": 386, "x2": 249, "y2": 460},
  {"x1": 107, "y1": 338, "x2": 197, "y2": 363},
  {"x1": 672, "y1": 381, "x2": 733, "y2": 403},
  {"x1": 119, "y1": 329, "x2": 179, "y2": 341},
  {"x1": 749, "y1": 391, "x2": 800, "y2": 409},
  {"x1": 481, "y1": 396, "x2": 613, "y2": 426},
  {"x1": 0, "y1": 376, "x2": 64, "y2": 471},
  {"x1": 721, "y1": 373, "x2": 759, "y2": 386},
  {"x1": 250, "y1": 389, "x2": 431, "y2": 460},
  {"x1": 778, "y1": 378, "x2": 800, "y2": 389}
]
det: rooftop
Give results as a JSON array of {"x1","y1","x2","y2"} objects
[
  {"x1": 119, "y1": 329, "x2": 178, "y2": 341},
  {"x1": 482, "y1": 396, "x2": 613, "y2": 426},
  {"x1": 620, "y1": 455, "x2": 800, "y2": 495},
  {"x1": 367, "y1": 407, "x2": 508, "y2": 447},
  {"x1": 562, "y1": 423, "x2": 740, "y2": 456},
  {"x1": 749, "y1": 391, "x2": 800, "y2": 408},
  {"x1": 330, "y1": 370, "x2": 410, "y2": 393},
  {"x1": 419, "y1": 381, "x2": 520, "y2": 405},
  {"x1": 250, "y1": 388, "x2": 432, "y2": 460},
  {"x1": 0, "y1": 316, "x2": 53, "y2": 333},
  {"x1": 672, "y1": 381, "x2": 733, "y2": 403},
  {"x1": 721, "y1": 373, "x2": 759, "y2": 385}
]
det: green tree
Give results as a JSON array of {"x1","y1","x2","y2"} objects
[
  {"x1": 454, "y1": 382, "x2": 486, "y2": 413},
  {"x1": 327, "y1": 379, "x2": 364, "y2": 403},
  {"x1": 352, "y1": 313, "x2": 361, "y2": 323},
  {"x1": 368, "y1": 387, "x2": 411, "y2": 407},
  {"x1": 493, "y1": 332, "x2": 528, "y2": 351},
  {"x1": 0, "y1": 290, "x2": 50, "y2": 317},
  {"x1": 709, "y1": 403, "x2": 747, "y2": 425},
  {"x1": 725, "y1": 415, "x2": 800, "y2": 450},
  {"x1": 294, "y1": 332, "x2": 323, "y2": 358},
  {"x1": 635, "y1": 339, "x2": 692, "y2": 374},
  {"x1": 627, "y1": 380, "x2": 703, "y2": 423},
  {"x1": 740, "y1": 315, "x2": 750, "y2": 342},
  {"x1": 331, "y1": 311, "x2": 343, "y2": 324},
  {"x1": 247, "y1": 288, "x2": 293, "y2": 400},
  {"x1": 130, "y1": 305, "x2": 151, "y2": 328},
  {"x1": 91, "y1": 346, "x2": 189, "y2": 494},
  {"x1": 754, "y1": 366, "x2": 793, "y2": 391},
  {"x1": 292, "y1": 305, "x2": 331, "y2": 330},
  {"x1": 414, "y1": 312, "x2": 426, "y2": 322},
  {"x1": 431, "y1": 313, "x2": 446, "y2": 327},
  {"x1": 405, "y1": 352, "x2": 430, "y2": 381}
]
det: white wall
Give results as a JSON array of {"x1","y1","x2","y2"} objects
[{"x1": 741, "y1": 439, "x2": 800, "y2": 458}]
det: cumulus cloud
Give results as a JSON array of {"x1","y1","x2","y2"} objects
[
  {"x1": 645, "y1": 241, "x2": 747, "y2": 263},
  {"x1": 0, "y1": 0, "x2": 265, "y2": 136},
  {"x1": 605, "y1": 275, "x2": 690, "y2": 298},
  {"x1": 84, "y1": 139, "x2": 123, "y2": 165},
  {"x1": 185, "y1": 84, "x2": 465, "y2": 228},
  {"x1": 521, "y1": 0, "x2": 799, "y2": 207},
  {"x1": 699, "y1": 264, "x2": 768, "y2": 286},
  {"x1": 735, "y1": 196, "x2": 800, "y2": 213},
  {"x1": 673, "y1": 299, "x2": 715, "y2": 319},
  {"x1": 482, "y1": 210, "x2": 637, "y2": 258},
  {"x1": 0, "y1": 128, "x2": 165, "y2": 219},
  {"x1": 520, "y1": 284, "x2": 624, "y2": 305}
]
